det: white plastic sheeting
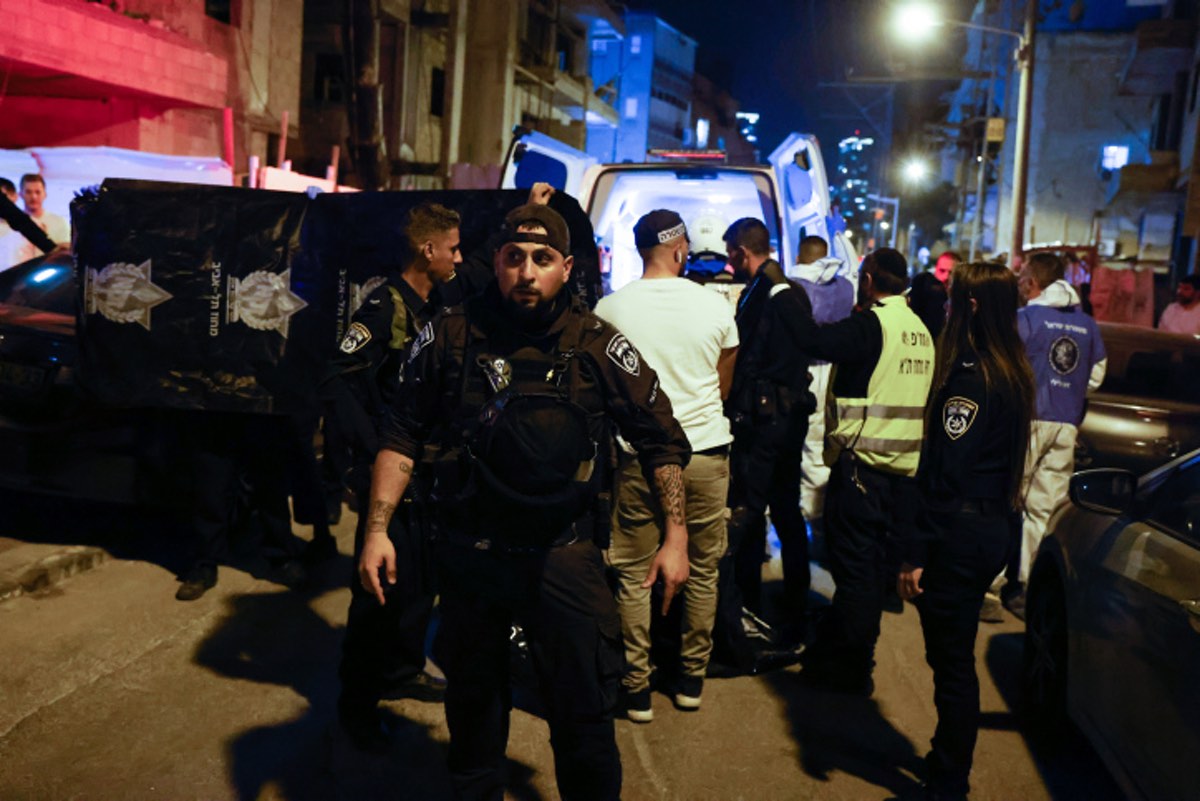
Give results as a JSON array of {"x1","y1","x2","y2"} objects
[{"x1": 0, "y1": 146, "x2": 232, "y2": 219}]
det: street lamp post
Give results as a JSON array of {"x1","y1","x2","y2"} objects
[
  {"x1": 895, "y1": 2, "x2": 1036, "y2": 264},
  {"x1": 1009, "y1": 0, "x2": 1037, "y2": 262}
]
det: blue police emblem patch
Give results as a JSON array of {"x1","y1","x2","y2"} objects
[
  {"x1": 1049, "y1": 335, "x2": 1080, "y2": 375},
  {"x1": 943, "y1": 396, "x2": 979, "y2": 441},
  {"x1": 408, "y1": 322, "x2": 435, "y2": 362}
]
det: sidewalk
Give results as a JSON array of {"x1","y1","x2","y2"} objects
[{"x1": 0, "y1": 535, "x2": 108, "y2": 603}]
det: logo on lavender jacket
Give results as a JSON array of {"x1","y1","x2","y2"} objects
[{"x1": 1048, "y1": 335, "x2": 1080, "y2": 376}]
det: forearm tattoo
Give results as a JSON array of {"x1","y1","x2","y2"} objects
[
  {"x1": 367, "y1": 500, "x2": 396, "y2": 532},
  {"x1": 397, "y1": 461, "x2": 412, "y2": 475},
  {"x1": 653, "y1": 464, "x2": 686, "y2": 526}
]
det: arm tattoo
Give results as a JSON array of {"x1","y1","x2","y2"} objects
[
  {"x1": 397, "y1": 461, "x2": 413, "y2": 475},
  {"x1": 367, "y1": 500, "x2": 397, "y2": 533},
  {"x1": 653, "y1": 464, "x2": 686, "y2": 526}
]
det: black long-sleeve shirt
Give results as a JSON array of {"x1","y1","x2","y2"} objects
[
  {"x1": 907, "y1": 354, "x2": 1022, "y2": 566},
  {"x1": 771, "y1": 291, "x2": 891, "y2": 400}
]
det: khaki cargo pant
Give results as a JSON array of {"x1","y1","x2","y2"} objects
[{"x1": 606, "y1": 450, "x2": 729, "y2": 692}]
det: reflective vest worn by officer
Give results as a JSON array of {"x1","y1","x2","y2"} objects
[
  {"x1": 824, "y1": 296, "x2": 935, "y2": 475},
  {"x1": 382, "y1": 284, "x2": 690, "y2": 550}
]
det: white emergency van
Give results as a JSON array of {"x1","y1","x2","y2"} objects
[{"x1": 500, "y1": 129, "x2": 858, "y2": 295}]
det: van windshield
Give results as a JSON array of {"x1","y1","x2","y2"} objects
[{"x1": 587, "y1": 168, "x2": 780, "y2": 293}]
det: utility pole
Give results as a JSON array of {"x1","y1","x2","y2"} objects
[{"x1": 1009, "y1": 0, "x2": 1037, "y2": 261}]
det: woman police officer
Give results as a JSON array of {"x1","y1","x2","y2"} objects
[{"x1": 897, "y1": 261, "x2": 1035, "y2": 801}]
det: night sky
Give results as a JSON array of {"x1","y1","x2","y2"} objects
[{"x1": 628, "y1": 0, "x2": 977, "y2": 176}]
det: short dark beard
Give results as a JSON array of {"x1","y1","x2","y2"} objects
[{"x1": 502, "y1": 289, "x2": 565, "y2": 330}]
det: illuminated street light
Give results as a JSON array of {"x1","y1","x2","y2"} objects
[
  {"x1": 902, "y1": 158, "x2": 929, "y2": 184},
  {"x1": 895, "y1": 3, "x2": 940, "y2": 43},
  {"x1": 891, "y1": 2, "x2": 1036, "y2": 261}
]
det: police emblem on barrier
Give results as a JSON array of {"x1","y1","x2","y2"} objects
[
  {"x1": 339, "y1": 321, "x2": 372, "y2": 353},
  {"x1": 84, "y1": 260, "x2": 173, "y2": 332},
  {"x1": 350, "y1": 275, "x2": 387, "y2": 315},
  {"x1": 606, "y1": 334, "x2": 640, "y2": 376},
  {"x1": 943, "y1": 396, "x2": 979, "y2": 441},
  {"x1": 1049, "y1": 335, "x2": 1080, "y2": 376},
  {"x1": 227, "y1": 269, "x2": 308, "y2": 337}
]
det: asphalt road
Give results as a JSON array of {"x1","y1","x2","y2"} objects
[{"x1": 0, "y1": 495, "x2": 1126, "y2": 801}]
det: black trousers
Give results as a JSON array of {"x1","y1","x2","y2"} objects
[
  {"x1": 728, "y1": 413, "x2": 810, "y2": 624},
  {"x1": 433, "y1": 537, "x2": 623, "y2": 801},
  {"x1": 338, "y1": 489, "x2": 436, "y2": 705},
  {"x1": 916, "y1": 505, "x2": 1012, "y2": 797},
  {"x1": 812, "y1": 453, "x2": 916, "y2": 680},
  {"x1": 184, "y1": 413, "x2": 301, "y2": 571}
]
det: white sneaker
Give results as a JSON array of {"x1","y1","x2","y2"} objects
[{"x1": 673, "y1": 676, "x2": 703, "y2": 711}]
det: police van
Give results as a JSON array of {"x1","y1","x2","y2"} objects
[{"x1": 500, "y1": 128, "x2": 859, "y2": 298}]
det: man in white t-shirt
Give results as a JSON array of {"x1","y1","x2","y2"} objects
[
  {"x1": 1158, "y1": 275, "x2": 1200, "y2": 335},
  {"x1": 595, "y1": 209, "x2": 738, "y2": 721},
  {"x1": 0, "y1": 174, "x2": 70, "y2": 270}
]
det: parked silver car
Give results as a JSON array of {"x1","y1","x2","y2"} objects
[{"x1": 1022, "y1": 451, "x2": 1200, "y2": 801}]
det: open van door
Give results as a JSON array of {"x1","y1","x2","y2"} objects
[
  {"x1": 500, "y1": 127, "x2": 596, "y2": 196},
  {"x1": 769, "y1": 133, "x2": 830, "y2": 268}
]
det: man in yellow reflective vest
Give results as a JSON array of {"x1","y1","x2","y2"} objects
[{"x1": 774, "y1": 248, "x2": 935, "y2": 696}]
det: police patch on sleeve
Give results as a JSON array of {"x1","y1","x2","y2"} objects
[
  {"x1": 339, "y1": 321, "x2": 372, "y2": 354},
  {"x1": 606, "y1": 334, "x2": 641, "y2": 377},
  {"x1": 1048, "y1": 335, "x2": 1080, "y2": 375},
  {"x1": 943, "y1": 396, "x2": 979, "y2": 441},
  {"x1": 407, "y1": 322, "x2": 435, "y2": 363}
]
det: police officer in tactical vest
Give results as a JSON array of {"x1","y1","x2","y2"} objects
[
  {"x1": 323, "y1": 202, "x2": 469, "y2": 749},
  {"x1": 776, "y1": 248, "x2": 936, "y2": 696},
  {"x1": 360, "y1": 202, "x2": 691, "y2": 801},
  {"x1": 723, "y1": 217, "x2": 817, "y2": 650}
]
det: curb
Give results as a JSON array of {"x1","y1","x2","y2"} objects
[{"x1": 0, "y1": 546, "x2": 108, "y2": 604}]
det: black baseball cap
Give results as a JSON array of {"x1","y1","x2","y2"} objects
[
  {"x1": 499, "y1": 203, "x2": 571, "y2": 256},
  {"x1": 634, "y1": 209, "x2": 688, "y2": 250}
]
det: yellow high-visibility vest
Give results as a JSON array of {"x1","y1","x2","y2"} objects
[{"x1": 825, "y1": 296, "x2": 935, "y2": 476}]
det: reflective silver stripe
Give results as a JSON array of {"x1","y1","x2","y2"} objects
[
  {"x1": 853, "y1": 436, "x2": 924, "y2": 454},
  {"x1": 834, "y1": 403, "x2": 926, "y2": 421}
]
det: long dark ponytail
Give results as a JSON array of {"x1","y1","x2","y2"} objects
[{"x1": 926, "y1": 261, "x2": 1035, "y2": 509}]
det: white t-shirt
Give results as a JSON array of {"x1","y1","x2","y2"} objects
[
  {"x1": 0, "y1": 211, "x2": 69, "y2": 270},
  {"x1": 595, "y1": 277, "x2": 738, "y2": 451},
  {"x1": 1158, "y1": 301, "x2": 1200, "y2": 335}
]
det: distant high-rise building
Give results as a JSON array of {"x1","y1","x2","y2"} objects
[{"x1": 834, "y1": 135, "x2": 878, "y2": 243}]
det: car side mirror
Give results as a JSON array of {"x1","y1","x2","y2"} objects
[{"x1": 1069, "y1": 468, "x2": 1136, "y2": 516}]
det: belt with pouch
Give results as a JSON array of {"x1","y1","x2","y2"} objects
[{"x1": 439, "y1": 519, "x2": 589, "y2": 555}]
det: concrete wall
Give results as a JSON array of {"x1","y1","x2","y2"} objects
[
  {"x1": 996, "y1": 31, "x2": 1155, "y2": 252},
  {"x1": 0, "y1": 0, "x2": 301, "y2": 174}
]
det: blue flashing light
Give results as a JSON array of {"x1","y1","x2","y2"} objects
[{"x1": 31, "y1": 267, "x2": 60, "y2": 284}]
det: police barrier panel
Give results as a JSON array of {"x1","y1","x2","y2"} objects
[{"x1": 72, "y1": 180, "x2": 600, "y2": 414}]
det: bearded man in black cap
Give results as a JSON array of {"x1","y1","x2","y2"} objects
[{"x1": 360, "y1": 200, "x2": 691, "y2": 801}]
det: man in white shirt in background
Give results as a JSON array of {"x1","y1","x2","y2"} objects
[
  {"x1": 0, "y1": 174, "x2": 70, "y2": 270},
  {"x1": 595, "y1": 209, "x2": 738, "y2": 722},
  {"x1": 1158, "y1": 275, "x2": 1200, "y2": 335}
]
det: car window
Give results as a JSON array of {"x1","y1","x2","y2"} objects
[
  {"x1": 0, "y1": 258, "x2": 76, "y2": 315},
  {"x1": 1099, "y1": 329, "x2": 1200, "y2": 404},
  {"x1": 1143, "y1": 455, "x2": 1200, "y2": 545}
]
